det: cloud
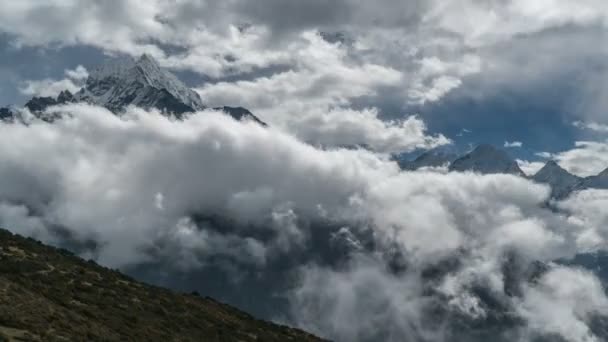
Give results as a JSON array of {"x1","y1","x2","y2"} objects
[
  {"x1": 527, "y1": 141, "x2": 608, "y2": 177},
  {"x1": 550, "y1": 141, "x2": 608, "y2": 177},
  {"x1": 517, "y1": 159, "x2": 545, "y2": 176},
  {"x1": 0, "y1": 104, "x2": 607, "y2": 340},
  {"x1": 19, "y1": 65, "x2": 88, "y2": 97},
  {"x1": 3, "y1": 2, "x2": 608, "y2": 340},
  {"x1": 3, "y1": 0, "x2": 608, "y2": 121},
  {"x1": 559, "y1": 189, "x2": 608, "y2": 252},
  {"x1": 505, "y1": 141, "x2": 523, "y2": 148},
  {"x1": 196, "y1": 32, "x2": 450, "y2": 152},
  {"x1": 574, "y1": 121, "x2": 608, "y2": 134},
  {"x1": 518, "y1": 266, "x2": 608, "y2": 342},
  {"x1": 274, "y1": 108, "x2": 450, "y2": 153}
]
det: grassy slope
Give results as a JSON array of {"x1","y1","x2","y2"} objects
[{"x1": 0, "y1": 229, "x2": 324, "y2": 342}]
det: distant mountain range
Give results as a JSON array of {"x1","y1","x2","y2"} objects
[
  {"x1": 0, "y1": 54, "x2": 265, "y2": 125},
  {"x1": 398, "y1": 144, "x2": 608, "y2": 199}
]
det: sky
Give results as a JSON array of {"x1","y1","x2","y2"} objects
[{"x1": 2, "y1": 1, "x2": 608, "y2": 342}]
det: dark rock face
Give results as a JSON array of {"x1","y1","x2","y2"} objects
[
  {"x1": 532, "y1": 160, "x2": 582, "y2": 198},
  {"x1": 0, "y1": 107, "x2": 15, "y2": 122},
  {"x1": 215, "y1": 106, "x2": 267, "y2": 126},
  {"x1": 20, "y1": 90, "x2": 77, "y2": 122},
  {"x1": 24, "y1": 96, "x2": 59, "y2": 113}
]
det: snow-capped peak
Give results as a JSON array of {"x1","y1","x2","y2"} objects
[
  {"x1": 76, "y1": 54, "x2": 204, "y2": 114},
  {"x1": 86, "y1": 56, "x2": 136, "y2": 83}
]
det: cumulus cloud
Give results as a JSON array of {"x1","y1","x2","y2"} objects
[
  {"x1": 504, "y1": 141, "x2": 523, "y2": 148},
  {"x1": 0, "y1": 104, "x2": 606, "y2": 341},
  {"x1": 19, "y1": 65, "x2": 88, "y2": 97},
  {"x1": 517, "y1": 159, "x2": 545, "y2": 176},
  {"x1": 3, "y1": 0, "x2": 608, "y2": 122},
  {"x1": 559, "y1": 189, "x2": 608, "y2": 252},
  {"x1": 574, "y1": 121, "x2": 608, "y2": 134},
  {"x1": 518, "y1": 266, "x2": 608, "y2": 342},
  {"x1": 2, "y1": 2, "x2": 608, "y2": 339},
  {"x1": 196, "y1": 32, "x2": 451, "y2": 152},
  {"x1": 549, "y1": 141, "x2": 608, "y2": 177}
]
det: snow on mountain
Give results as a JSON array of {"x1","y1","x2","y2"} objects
[
  {"x1": 75, "y1": 54, "x2": 205, "y2": 115},
  {"x1": 448, "y1": 144, "x2": 524, "y2": 175},
  {"x1": 1, "y1": 54, "x2": 265, "y2": 124},
  {"x1": 532, "y1": 160, "x2": 582, "y2": 198}
]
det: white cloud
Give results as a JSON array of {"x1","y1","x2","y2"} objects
[
  {"x1": 532, "y1": 142, "x2": 608, "y2": 177},
  {"x1": 3, "y1": 0, "x2": 607, "y2": 116},
  {"x1": 0, "y1": 105, "x2": 606, "y2": 340},
  {"x1": 574, "y1": 121, "x2": 608, "y2": 133},
  {"x1": 517, "y1": 159, "x2": 545, "y2": 176},
  {"x1": 505, "y1": 141, "x2": 523, "y2": 148},
  {"x1": 559, "y1": 189, "x2": 608, "y2": 252},
  {"x1": 552, "y1": 141, "x2": 608, "y2": 177},
  {"x1": 19, "y1": 65, "x2": 88, "y2": 97},
  {"x1": 519, "y1": 266, "x2": 608, "y2": 342},
  {"x1": 196, "y1": 32, "x2": 449, "y2": 153}
]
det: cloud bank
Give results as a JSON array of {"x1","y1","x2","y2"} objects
[{"x1": 0, "y1": 105, "x2": 607, "y2": 341}]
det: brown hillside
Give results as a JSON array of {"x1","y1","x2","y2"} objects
[{"x1": 0, "y1": 229, "x2": 325, "y2": 342}]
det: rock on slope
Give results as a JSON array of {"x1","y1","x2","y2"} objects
[{"x1": 0, "y1": 228, "x2": 324, "y2": 342}]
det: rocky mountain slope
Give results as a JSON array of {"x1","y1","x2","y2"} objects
[
  {"x1": 0, "y1": 228, "x2": 324, "y2": 342},
  {"x1": 531, "y1": 160, "x2": 582, "y2": 198}
]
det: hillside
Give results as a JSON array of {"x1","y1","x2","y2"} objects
[{"x1": 0, "y1": 228, "x2": 324, "y2": 342}]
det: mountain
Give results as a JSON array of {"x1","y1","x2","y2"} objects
[
  {"x1": 576, "y1": 167, "x2": 608, "y2": 191},
  {"x1": 0, "y1": 228, "x2": 323, "y2": 342},
  {"x1": 75, "y1": 54, "x2": 204, "y2": 116},
  {"x1": 398, "y1": 149, "x2": 457, "y2": 170},
  {"x1": 1, "y1": 54, "x2": 264, "y2": 124},
  {"x1": 532, "y1": 160, "x2": 582, "y2": 198},
  {"x1": 448, "y1": 144, "x2": 524, "y2": 175}
]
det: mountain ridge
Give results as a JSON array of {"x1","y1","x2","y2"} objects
[
  {"x1": 0, "y1": 227, "x2": 324, "y2": 342},
  {"x1": 448, "y1": 144, "x2": 525, "y2": 176},
  {"x1": 401, "y1": 144, "x2": 608, "y2": 198},
  {"x1": 531, "y1": 160, "x2": 582, "y2": 198},
  {"x1": 1, "y1": 54, "x2": 264, "y2": 124}
]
